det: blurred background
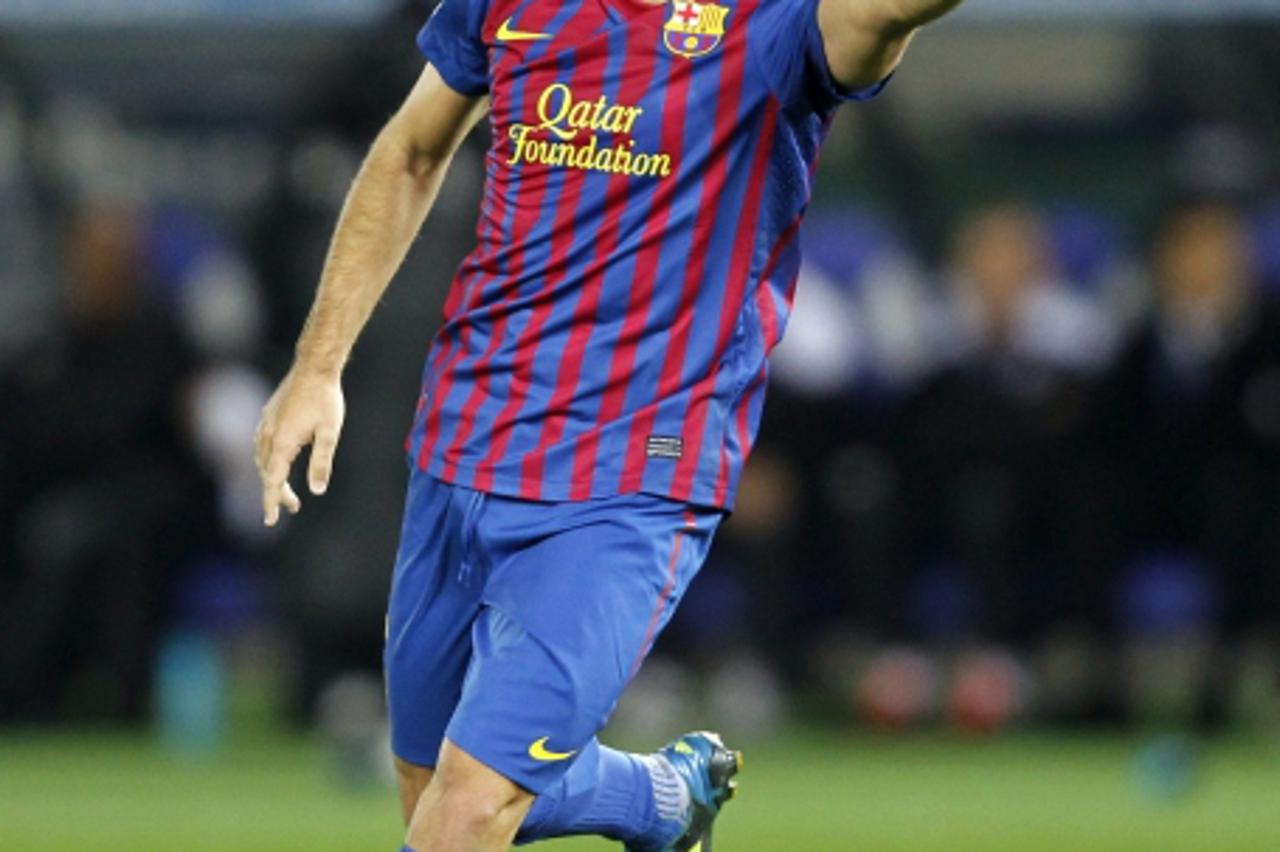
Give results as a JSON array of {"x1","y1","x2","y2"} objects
[{"x1": 2, "y1": 1, "x2": 1279, "y2": 849}]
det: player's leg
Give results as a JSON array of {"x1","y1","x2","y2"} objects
[
  {"x1": 405, "y1": 600, "x2": 684, "y2": 851},
  {"x1": 515, "y1": 734, "x2": 697, "y2": 847},
  {"x1": 384, "y1": 472, "x2": 486, "y2": 828},
  {"x1": 405, "y1": 738, "x2": 534, "y2": 850},
  {"x1": 401, "y1": 727, "x2": 738, "y2": 851},
  {"x1": 394, "y1": 759, "x2": 432, "y2": 825},
  {"x1": 433, "y1": 492, "x2": 736, "y2": 851},
  {"x1": 515, "y1": 732, "x2": 740, "y2": 851}
]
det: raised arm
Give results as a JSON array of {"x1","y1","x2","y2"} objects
[
  {"x1": 817, "y1": 0, "x2": 966, "y2": 91},
  {"x1": 255, "y1": 66, "x2": 487, "y2": 526}
]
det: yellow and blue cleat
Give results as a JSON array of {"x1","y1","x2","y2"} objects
[{"x1": 638, "y1": 731, "x2": 742, "y2": 852}]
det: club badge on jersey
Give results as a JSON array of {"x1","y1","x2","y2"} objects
[{"x1": 663, "y1": 1, "x2": 730, "y2": 59}]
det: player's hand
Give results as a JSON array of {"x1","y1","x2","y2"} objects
[{"x1": 254, "y1": 365, "x2": 346, "y2": 526}]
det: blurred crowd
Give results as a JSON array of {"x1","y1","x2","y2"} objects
[
  {"x1": 685, "y1": 197, "x2": 1280, "y2": 731},
  {"x1": 2, "y1": 6, "x2": 1279, "y2": 736},
  {"x1": 0, "y1": 198, "x2": 271, "y2": 722}
]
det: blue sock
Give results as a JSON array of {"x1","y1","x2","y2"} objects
[{"x1": 515, "y1": 739, "x2": 687, "y2": 849}]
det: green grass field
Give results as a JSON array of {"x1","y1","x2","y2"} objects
[{"x1": 2, "y1": 729, "x2": 1277, "y2": 850}]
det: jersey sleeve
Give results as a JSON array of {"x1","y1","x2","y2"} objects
[
  {"x1": 749, "y1": 0, "x2": 889, "y2": 113},
  {"x1": 417, "y1": 0, "x2": 492, "y2": 97}
]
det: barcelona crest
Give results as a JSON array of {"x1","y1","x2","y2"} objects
[{"x1": 663, "y1": 1, "x2": 730, "y2": 59}]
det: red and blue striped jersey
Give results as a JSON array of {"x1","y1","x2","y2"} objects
[{"x1": 407, "y1": 0, "x2": 884, "y2": 508}]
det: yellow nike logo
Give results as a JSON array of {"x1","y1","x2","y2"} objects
[
  {"x1": 528, "y1": 736, "x2": 576, "y2": 762},
  {"x1": 497, "y1": 17, "x2": 551, "y2": 42}
]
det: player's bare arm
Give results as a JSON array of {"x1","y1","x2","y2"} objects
[
  {"x1": 255, "y1": 65, "x2": 487, "y2": 526},
  {"x1": 818, "y1": 0, "x2": 966, "y2": 89}
]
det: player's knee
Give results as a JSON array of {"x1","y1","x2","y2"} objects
[
  {"x1": 424, "y1": 778, "x2": 530, "y2": 844},
  {"x1": 430, "y1": 745, "x2": 532, "y2": 833},
  {"x1": 435, "y1": 765, "x2": 525, "y2": 812},
  {"x1": 436, "y1": 784, "x2": 517, "y2": 834}
]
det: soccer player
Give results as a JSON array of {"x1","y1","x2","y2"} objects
[{"x1": 255, "y1": 0, "x2": 965, "y2": 849}]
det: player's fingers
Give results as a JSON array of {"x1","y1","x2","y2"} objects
[
  {"x1": 263, "y1": 480, "x2": 302, "y2": 525},
  {"x1": 308, "y1": 427, "x2": 339, "y2": 495},
  {"x1": 263, "y1": 482, "x2": 283, "y2": 527},
  {"x1": 282, "y1": 481, "x2": 302, "y2": 515},
  {"x1": 261, "y1": 438, "x2": 301, "y2": 526}
]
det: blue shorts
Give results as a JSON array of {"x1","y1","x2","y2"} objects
[{"x1": 384, "y1": 470, "x2": 721, "y2": 793}]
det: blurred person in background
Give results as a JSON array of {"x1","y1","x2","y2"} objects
[
  {"x1": 0, "y1": 42, "x2": 54, "y2": 370},
  {"x1": 1104, "y1": 199, "x2": 1280, "y2": 725},
  {"x1": 756, "y1": 207, "x2": 932, "y2": 650},
  {"x1": 1109, "y1": 199, "x2": 1277, "y2": 559},
  {"x1": 0, "y1": 201, "x2": 218, "y2": 723},
  {"x1": 901, "y1": 203, "x2": 1120, "y2": 645},
  {"x1": 929, "y1": 203, "x2": 1117, "y2": 382}
]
